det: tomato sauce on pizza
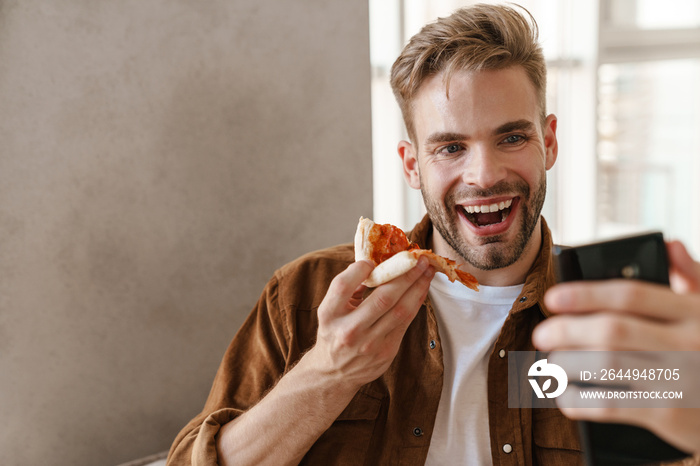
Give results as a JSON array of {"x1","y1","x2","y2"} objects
[
  {"x1": 355, "y1": 217, "x2": 478, "y2": 290},
  {"x1": 366, "y1": 222, "x2": 420, "y2": 264}
]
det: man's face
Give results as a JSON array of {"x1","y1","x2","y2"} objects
[{"x1": 399, "y1": 67, "x2": 558, "y2": 272}]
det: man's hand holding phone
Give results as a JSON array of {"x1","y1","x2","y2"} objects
[{"x1": 533, "y1": 240, "x2": 700, "y2": 454}]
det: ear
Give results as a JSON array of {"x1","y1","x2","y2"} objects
[
  {"x1": 398, "y1": 140, "x2": 421, "y2": 190},
  {"x1": 543, "y1": 114, "x2": 558, "y2": 170}
]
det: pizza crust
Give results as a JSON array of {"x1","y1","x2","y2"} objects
[
  {"x1": 354, "y1": 216, "x2": 374, "y2": 263},
  {"x1": 363, "y1": 251, "x2": 419, "y2": 288}
]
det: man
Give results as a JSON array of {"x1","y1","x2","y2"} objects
[{"x1": 168, "y1": 4, "x2": 578, "y2": 465}]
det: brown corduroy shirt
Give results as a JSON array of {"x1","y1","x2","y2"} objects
[{"x1": 167, "y1": 215, "x2": 584, "y2": 465}]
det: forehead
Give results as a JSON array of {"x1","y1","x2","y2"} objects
[{"x1": 411, "y1": 67, "x2": 541, "y2": 140}]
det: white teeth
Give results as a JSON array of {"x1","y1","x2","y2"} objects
[{"x1": 464, "y1": 198, "x2": 513, "y2": 214}]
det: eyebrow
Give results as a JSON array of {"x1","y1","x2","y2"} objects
[
  {"x1": 495, "y1": 119, "x2": 536, "y2": 134},
  {"x1": 424, "y1": 132, "x2": 467, "y2": 146},
  {"x1": 423, "y1": 119, "x2": 537, "y2": 146}
]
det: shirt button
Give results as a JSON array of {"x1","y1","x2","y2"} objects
[
  {"x1": 519, "y1": 296, "x2": 527, "y2": 303},
  {"x1": 503, "y1": 443, "x2": 513, "y2": 454},
  {"x1": 429, "y1": 340, "x2": 437, "y2": 350},
  {"x1": 413, "y1": 427, "x2": 424, "y2": 437},
  {"x1": 499, "y1": 349, "x2": 506, "y2": 358}
]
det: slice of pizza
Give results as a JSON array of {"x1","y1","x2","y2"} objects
[{"x1": 354, "y1": 217, "x2": 479, "y2": 290}]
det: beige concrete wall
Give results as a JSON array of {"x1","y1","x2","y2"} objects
[{"x1": 0, "y1": 1, "x2": 371, "y2": 465}]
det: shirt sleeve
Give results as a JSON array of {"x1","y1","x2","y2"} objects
[{"x1": 166, "y1": 274, "x2": 291, "y2": 466}]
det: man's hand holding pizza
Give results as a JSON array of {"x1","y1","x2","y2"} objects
[
  {"x1": 217, "y1": 219, "x2": 466, "y2": 466},
  {"x1": 306, "y1": 256, "x2": 435, "y2": 393},
  {"x1": 308, "y1": 217, "x2": 476, "y2": 392}
]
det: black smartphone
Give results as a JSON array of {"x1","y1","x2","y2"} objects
[{"x1": 552, "y1": 232, "x2": 691, "y2": 466}]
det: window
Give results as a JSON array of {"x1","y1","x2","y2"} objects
[
  {"x1": 370, "y1": 0, "x2": 700, "y2": 256},
  {"x1": 597, "y1": 0, "x2": 700, "y2": 254}
]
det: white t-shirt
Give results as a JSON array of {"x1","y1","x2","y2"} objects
[{"x1": 425, "y1": 273, "x2": 523, "y2": 466}]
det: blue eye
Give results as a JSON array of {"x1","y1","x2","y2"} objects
[
  {"x1": 503, "y1": 134, "x2": 526, "y2": 145},
  {"x1": 440, "y1": 144, "x2": 463, "y2": 155}
]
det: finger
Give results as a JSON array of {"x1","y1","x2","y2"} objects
[
  {"x1": 533, "y1": 313, "x2": 682, "y2": 351},
  {"x1": 668, "y1": 240, "x2": 700, "y2": 294},
  {"x1": 544, "y1": 280, "x2": 699, "y2": 322},
  {"x1": 320, "y1": 260, "x2": 375, "y2": 320},
  {"x1": 350, "y1": 257, "x2": 430, "y2": 331},
  {"x1": 348, "y1": 285, "x2": 368, "y2": 308},
  {"x1": 369, "y1": 265, "x2": 435, "y2": 342}
]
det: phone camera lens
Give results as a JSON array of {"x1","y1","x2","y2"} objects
[{"x1": 621, "y1": 264, "x2": 640, "y2": 279}]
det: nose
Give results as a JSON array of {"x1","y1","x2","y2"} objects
[{"x1": 461, "y1": 144, "x2": 507, "y2": 189}]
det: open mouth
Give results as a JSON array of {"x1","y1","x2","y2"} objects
[{"x1": 462, "y1": 198, "x2": 514, "y2": 227}]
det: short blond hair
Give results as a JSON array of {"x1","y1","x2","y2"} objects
[{"x1": 390, "y1": 3, "x2": 546, "y2": 142}]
